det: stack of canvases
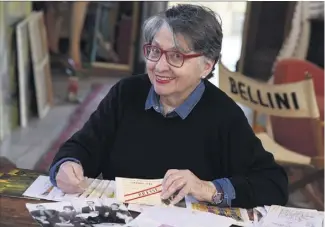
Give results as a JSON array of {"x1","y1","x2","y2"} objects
[{"x1": 15, "y1": 11, "x2": 53, "y2": 129}]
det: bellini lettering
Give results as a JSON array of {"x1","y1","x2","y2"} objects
[{"x1": 228, "y1": 77, "x2": 300, "y2": 110}]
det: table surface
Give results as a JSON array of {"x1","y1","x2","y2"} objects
[
  {"x1": 0, "y1": 196, "x2": 47, "y2": 227},
  {"x1": 0, "y1": 157, "x2": 141, "y2": 227},
  {"x1": 1, "y1": 157, "x2": 321, "y2": 227},
  {"x1": 0, "y1": 157, "x2": 39, "y2": 226}
]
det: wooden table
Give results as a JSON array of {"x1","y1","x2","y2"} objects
[
  {"x1": 0, "y1": 196, "x2": 47, "y2": 227},
  {"x1": 0, "y1": 157, "x2": 140, "y2": 227},
  {"x1": 0, "y1": 157, "x2": 42, "y2": 226}
]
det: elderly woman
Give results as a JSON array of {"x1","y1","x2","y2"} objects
[{"x1": 50, "y1": 4, "x2": 288, "y2": 209}]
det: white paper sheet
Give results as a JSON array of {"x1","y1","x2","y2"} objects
[
  {"x1": 23, "y1": 175, "x2": 57, "y2": 200},
  {"x1": 259, "y1": 205, "x2": 323, "y2": 227},
  {"x1": 127, "y1": 203, "x2": 154, "y2": 213},
  {"x1": 23, "y1": 176, "x2": 116, "y2": 202},
  {"x1": 185, "y1": 195, "x2": 199, "y2": 208},
  {"x1": 131, "y1": 206, "x2": 237, "y2": 227},
  {"x1": 122, "y1": 217, "x2": 168, "y2": 227},
  {"x1": 264, "y1": 206, "x2": 271, "y2": 212}
]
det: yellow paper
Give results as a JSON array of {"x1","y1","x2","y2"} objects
[{"x1": 115, "y1": 177, "x2": 164, "y2": 206}]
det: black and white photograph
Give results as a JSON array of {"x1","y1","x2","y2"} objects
[
  {"x1": 70, "y1": 198, "x2": 133, "y2": 226},
  {"x1": 101, "y1": 198, "x2": 133, "y2": 224},
  {"x1": 70, "y1": 198, "x2": 103, "y2": 221},
  {"x1": 26, "y1": 201, "x2": 89, "y2": 227}
]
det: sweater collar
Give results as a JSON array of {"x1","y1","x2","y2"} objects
[{"x1": 145, "y1": 80, "x2": 205, "y2": 119}]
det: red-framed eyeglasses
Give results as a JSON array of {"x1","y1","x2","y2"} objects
[{"x1": 143, "y1": 44, "x2": 202, "y2": 68}]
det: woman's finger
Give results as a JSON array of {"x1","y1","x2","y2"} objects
[
  {"x1": 161, "y1": 177, "x2": 186, "y2": 200},
  {"x1": 171, "y1": 184, "x2": 189, "y2": 205}
]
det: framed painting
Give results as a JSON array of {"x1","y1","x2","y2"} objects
[{"x1": 89, "y1": 2, "x2": 140, "y2": 73}]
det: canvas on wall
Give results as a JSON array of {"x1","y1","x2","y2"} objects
[
  {"x1": 0, "y1": 2, "x2": 11, "y2": 141},
  {"x1": 16, "y1": 16, "x2": 33, "y2": 128},
  {"x1": 0, "y1": 1, "x2": 33, "y2": 137},
  {"x1": 28, "y1": 11, "x2": 53, "y2": 119}
]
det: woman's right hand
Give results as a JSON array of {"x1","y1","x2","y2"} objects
[{"x1": 56, "y1": 161, "x2": 86, "y2": 193}]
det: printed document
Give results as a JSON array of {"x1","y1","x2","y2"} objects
[{"x1": 115, "y1": 177, "x2": 164, "y2": 206}]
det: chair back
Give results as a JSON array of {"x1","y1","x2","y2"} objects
[
  {"x1": 274, "y1": 59, "x2": 324, "y2": 98},
  {"x1": 218, "y1": 62, "x2": 323, "y2": 158},
  {"x1": 271, "y1": 59, "x2": 324, "y2": 157},
  {"x1": 219, "y1": 62, "x2": 320, "y2": 118}
]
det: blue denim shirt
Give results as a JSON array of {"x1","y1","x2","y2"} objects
[
  {"x1": 145, "y1": 81, "x2": 206, "y2": 119},
  {"x1": 50, "y1": 80, "x2": 236, "y2": 206}
]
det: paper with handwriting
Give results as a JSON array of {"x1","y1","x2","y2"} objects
[{"x1": 258, "y1": 205, "x2": 323, "y2": 227}]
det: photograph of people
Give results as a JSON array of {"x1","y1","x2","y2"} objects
[
  {"x1": 27, "y1": 202, "x2": 82, "y2": 227},
  {"x1": 81, "y1": 200, "x2": 102, "y2": 214},
  {"x1": 68, "y1": 198, "x2": 132, "y2": 225},
  {"x1": 30, "y1": 204, "x2": 59, "y2": 227},
  {"x1": 99, "y1": 203, "x2": 128, "y2": 224},
  {"x1": 96, "y1": 199, "x2": 133, "y2": 224},
  {"x1": 58, "y1": 206, "x2": 77, "y2": 224}
]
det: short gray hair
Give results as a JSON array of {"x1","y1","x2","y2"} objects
[{"x1": 142, "y1": 4, "x2": 223, "y2": 79}]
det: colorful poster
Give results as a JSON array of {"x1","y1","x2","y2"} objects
[{"x1": 191, "y1": 203, "x2": 250, "y2": 222}]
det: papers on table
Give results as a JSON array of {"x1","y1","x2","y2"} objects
[
  {"x1": 22, "y1": 176, "x2": 324, "y2": 227},
  {"x1": 127, "y1": 203, "x2": 153, "y2": 213},
  {"x1": 124, "y1": 206, "x2": 237, "y2": 227},
  {"x1": 26, "y1": 198, "x2": 133, "y2": 227},
  {"x1": 189, "y1": 202, "x2": 251, "y2": 223},
  {"x1": 116, "y1": 177, "x2": 188, "y2": 208},
  {"x1": 23, "y1": 175, "x2": 115, "y2": 201},
  {"x1": 257, "y1": 205, "x2": 324, "y2": 227}
]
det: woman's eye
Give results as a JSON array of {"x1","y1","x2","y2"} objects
[
  {"x1": 175, "y1": 53, "x2": 181, "y2": 58},
  {"x1": 151, "y1": 48, "x2": 160, "y2": 54},
  {"x1": 170, "y1": 52, "x2": 182, "y2": 59}
]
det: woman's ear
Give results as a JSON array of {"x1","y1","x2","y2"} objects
[{"x1": 201, "y1": 58, "x2": 215, "y2": 79}]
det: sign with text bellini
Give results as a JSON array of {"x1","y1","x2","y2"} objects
[{"x1": 218, "y1": 63, "x2": 319, "y2": 119}]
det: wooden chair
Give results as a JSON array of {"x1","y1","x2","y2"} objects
[{"x1": 218, "y1": 62, "x2": 324, "y2": 209}]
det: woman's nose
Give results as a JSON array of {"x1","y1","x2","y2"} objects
[{"x1": 155, "y1": 53, "x2": 170, "y2": 71}]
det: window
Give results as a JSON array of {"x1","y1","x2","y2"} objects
[{"x1": 231, "y1": 12, "x2": 245, "y2": 36}]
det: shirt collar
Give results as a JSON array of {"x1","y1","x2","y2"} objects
[{"x1": 145, "y1": 80, "x2": 205, "y2": 119}]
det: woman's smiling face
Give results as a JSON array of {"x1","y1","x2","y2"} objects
[{"x1": 146, "y1": 24, "x2": 213, "y2": 100}]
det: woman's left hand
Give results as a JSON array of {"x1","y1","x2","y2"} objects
[{"x1": 161, "y1": 169, "x2": 216, "y2": 205}]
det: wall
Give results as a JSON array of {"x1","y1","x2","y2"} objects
[{"x1": 133, "y1": 1, "x2": 168, "y2": 74}]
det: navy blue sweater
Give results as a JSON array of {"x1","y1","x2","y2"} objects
[{"x1": 50, "y1": 74, "x2": 288, "y2": 208}]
